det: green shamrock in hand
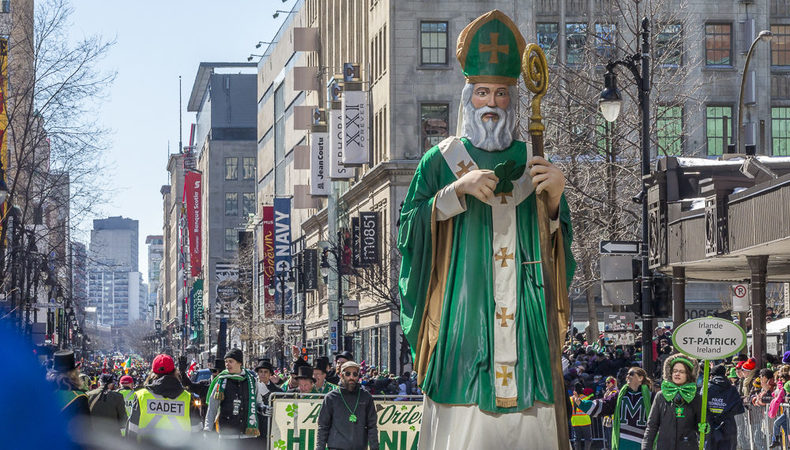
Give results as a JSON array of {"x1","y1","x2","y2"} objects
[{"x1": 493, "y1": 160, "x2": 526, "y2": 194}]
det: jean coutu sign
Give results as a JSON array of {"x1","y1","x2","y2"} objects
[{"x1": 671, "y1": 317, "x2": 746, "y2": 360}]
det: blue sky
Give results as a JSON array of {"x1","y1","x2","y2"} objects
[{"x1": 69, "y1": 1, "x2": 288, "y2": 280}]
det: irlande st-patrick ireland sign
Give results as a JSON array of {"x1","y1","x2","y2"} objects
[
  {"x1": 269, "y1": 396, "x2": 421, "y2": 450},
  {"x1": 672, "y1": 317, "x2": 746, "y2": 360}
]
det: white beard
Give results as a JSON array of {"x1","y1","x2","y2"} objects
[{"x1": 462, "y1": 83, "x2": 517, "y2": 151}]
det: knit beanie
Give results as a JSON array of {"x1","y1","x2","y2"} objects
[
  {"x1": 225, "y1": 348, "x2": 243, "y2": 364},
  {"x1": 742, "y1": 358, "x2": 756, "y2": 371}
]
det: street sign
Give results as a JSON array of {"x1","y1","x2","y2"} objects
[
  {"x1": 286, "y1": 324, "x2": 302, "y2": 332},
  {"x1": 731, "y1": 284, "x2": 749, "y2": 312},
  {"x1": 31, "y1": 303, "x2": 60, "y2": 309},
  {"x1": 672, "y1": 317, "x2": 746, "y2": 360},
  {"x1": 274, "y1": 319, "x2": 301, "y2": 325},
  {"x1": 599, "y1": 240, "x2": 640, "y2": 254},
  {"x1": 343, "y1": 314, "x2": 360, "y2": 321},
  {"x1": 600, "y1": 254, "x2": 636, "y2": 305}
]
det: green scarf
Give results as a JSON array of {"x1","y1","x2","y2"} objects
[
  {"x1": 661, "y1": 380, "x2": 697, "y2": 404},
  {"x1": 611, "y1": 384, "x2": 651, "y2": 450},
  {"x1": 207, "y1": 369, "x2": 259, "y2": 436}
]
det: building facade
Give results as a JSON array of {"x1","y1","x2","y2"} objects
[
  {"x1": 186, "y1": 63, "x2": 258, "y2": 358},
  {"x1": 145, "y1": 235, "x2": 163, "y2": 322}
]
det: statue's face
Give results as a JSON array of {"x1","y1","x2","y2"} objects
[{"x1": 470, "y1": 83, "x2": 511, "y2": 115}]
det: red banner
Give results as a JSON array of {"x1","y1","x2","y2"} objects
[
  {"x1": 262, "y1": 205, "x2": 275, "y2": 318},
  {"x1": 184, "y1": 171, "x2": 202, "y2": 277}
]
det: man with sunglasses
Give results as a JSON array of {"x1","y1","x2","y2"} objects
[{"x1": 317, "y1": 361, "x2": 379, "y2": 450}]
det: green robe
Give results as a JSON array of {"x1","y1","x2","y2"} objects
[{"x1": 398, "y1": 137, "x2": 575, "y2": 414}]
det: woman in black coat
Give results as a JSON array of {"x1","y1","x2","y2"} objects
[{"x1": 642, "y1": 353, "x2": 703, "y2": 450}]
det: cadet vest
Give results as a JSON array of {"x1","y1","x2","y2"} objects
[
  {"x1": 570, "y1": 395, "x2": 592, "y2": 427},
  {"x1": 134, "y1": 389, "x2": 191, "y2": 437},
  {"x1": 119, "y1": 389, "x2": 136, "y2": 417}
]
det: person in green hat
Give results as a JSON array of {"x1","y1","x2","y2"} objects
[{"x1": 398, "y1": 9, "x2": 575, "y2": 449}]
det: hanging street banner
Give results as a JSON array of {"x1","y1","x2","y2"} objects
[
  {"x1": 191, "y1": 279, "x2": 204, "y2": 341},
  {"x1": 341, "y1": 89, "x2": 368, "y2": 166},
  {"x1": 359, "y1": 211, "x2": 380, "y2": 266},
  {"x1": 672, "y1": 317, "x2": 746, "y2": 360},
  {"x1": 351, "y1": 217, "x2": 360, "y2": 267},
  {"x1": 274, "y1": 197, "x2": 293, "y2": 315},
  {"x1": 262, "y1": 206, "x2": 276, "y2": 318},
  {"x1": 302, "y1": 248, "x2": 318, "y2": 291},
  {"x1": 269, "y1": 396, "x2": 422, "y2": 450},
  {"x1": 328, "y1": 107, "x2": 353, "y2": 179},
  {"x1": 310, "y1": 132, "x2": 329, "y2": 195},
  {"x1": 184, "y1": 171, "x2": 202, "y2": 277}
]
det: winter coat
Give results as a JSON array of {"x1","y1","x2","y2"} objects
[
  {"x1": 641, "y1": 354, "x2": 703, "y2": 450},
  {"x1": 87, "y1": 387, "x2": 127, "y2": 436},
  {"x1": 316, "y1": 385, "x2": 379, "y2": 450},
  {"x1": 705, "y1": 375, "x2": 745, "y2": 446}
]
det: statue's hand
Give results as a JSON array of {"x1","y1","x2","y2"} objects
[
  {"x1": 528, "y1": 156, "x2": 565, "y2": 200},
  {"x1": 454, "y1": 169, "x2": 499, "y2": 203}
]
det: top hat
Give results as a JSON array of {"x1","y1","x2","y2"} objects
[
  {"x1": 212, "y1": 358, "x2": 225, "y2": 372},
  {"x1": 335, "y1": 350, "x2": 353, "y2": 362},
  {"x1": 293, "y1": 365, "x2": 315, "y2": 382},
  {"x1": 52, "y1": 350, "x2": 80, "y2": 373},
  {"x1": 314, "y1": 356, "x2": 331, "y2": 374},
  {"x1": 255, "y1": 358, "x2": 275, "y2": 372}
]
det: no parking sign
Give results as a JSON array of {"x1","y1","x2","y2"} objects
[{"x1": 731, "y1": 284, "x2": 749, "y2": 312}]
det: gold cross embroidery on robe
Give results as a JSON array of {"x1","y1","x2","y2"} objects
[
  {"x1": 494, "y1": 247, "x2": 514, "y2": 267},
  {"x1": 496, "y1": 307, "x2": 514, "y2": 327},
  {"x1": 455, "y1": 160, "x2": 474, "y2": 178},
  {"x1": 479, "y1": 33, "x2": 509, "y2": 64},
  {"x1": 496, "y1": 366, "x2": 513, "y2": 387},
  {"x1": 495, "y1": 191, "x2": 513, "y2": 204}
]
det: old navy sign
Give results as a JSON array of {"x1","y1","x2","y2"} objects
[
  {"x1": 273, "y1": 197, "x2": 293, "y2": 315},
  {"x1": 310, "y1": 132, "x2": 329, "y2": 195},
  {"x1": 341, "y1": 90, "x2": 368, "y2": 166},
  {"x1": 329, "y1": 108, "x2": 353, "y2": 179}
]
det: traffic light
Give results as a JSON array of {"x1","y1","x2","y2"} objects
[{"x1": 301, "y1": 347, "x2": 309, "y2": 362}]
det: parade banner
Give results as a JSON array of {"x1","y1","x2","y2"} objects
[
  {"x1": 310, "y1": 132, "x2": 329, "y2": 195},
  {"x1": 328, "y1": 107, "x2": 353, "y2": 179},
  {"x1": 359, "y1": 211, "x2": 380, "y2": 266},
  {"x1": 341, "y1": 89, "x2": 368, "y2": 166},
  {"x1": 184, "y1": 171, "x2": 202, "y2": 277},
  {"x1": 269, "y1": 396, "x2": 422, "y2": 450},
  {"x1": 351, "y1": 217, "x2": 360, "y2": 267},
  {"x1": 274, "y1": 197, "x2": 293, "y2": 315},
  {"x1": 301, "y1": 249, "x2": 318, "y2": 291}
]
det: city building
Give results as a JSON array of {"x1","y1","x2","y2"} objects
[
  {"x1": 159, "y1": 154, "x2": 186, "y2": 355},
  {"x1": 145, "y1": 235, "x2": 164, "y2": 322},
  {"x1": 187, "y1": 62, "x2": 258, "y2": 358}
]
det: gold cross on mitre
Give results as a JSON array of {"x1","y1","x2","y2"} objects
[
  {"x1": 494, "y1": 247, "x2": 514, "y2": 267},
  {"x1": 496, "y1": 306, "x2": 514, "y2": 327},
  {"x1": 479, "y1": 32, "x2": 509, "y2": 64},
  {"x1": 455, "y1": 160, "x2": 474, "y2": 177},
  {"x1": 496, "y1": 365, "x2": 513, "y2": 387}
]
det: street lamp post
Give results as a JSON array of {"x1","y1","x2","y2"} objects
[
  {"x1": 269, "y1": 269, "x2": 294, "y2": 369},
  {"x1": 599, "y1": 17, "x2": 656, "y2": 377},
  {"x1": 320, "y1": 231, "x2": 346, "y2": 353},
  {"x1": 737, "y1": 30, "x2": 773, "y2": 155}
]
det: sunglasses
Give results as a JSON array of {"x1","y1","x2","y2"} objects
[{"x1": 344, "y1": 371, "x2": 360, "y2": 377}]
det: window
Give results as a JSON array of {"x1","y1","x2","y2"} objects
[
  {"x1": 420, "y1": 103, "x2": 449, "y2": 152},
  {"x1": 1, "y1": 1, "x2": 9, "y2": 13},
  {"x1": 656, "y1": 24, "x2": 683, "y2": 67},
  {"x1": 224, "y1": 157, "x2": 238, "y2": 180},
  {"x1": 242, "y1": 193, "x2": 256, "y2": 215},
  {"x1": 242, "y1": 157, "x2": 255, "y2": 180},
  {"x1": 772, "y1": 107, "x2": 790, "y2": 156},
  {"x1": 536, "y1": 23, "x2": 559, "y2": 65},
  {"x1": 420, "y1": 21, "x2": 448, "y2": 65},
  {"x1": 657, "y1": 106, "x2": 683, "y2": 155},
  {"x1": 225, "y1": 229, "x2": 238, "y2": 252},
  {"x1": 705, "y1": 106, "x2": 733, "y2": 155},
  {"x1": 225, "y1": 193, "x2": 238, "y2": 216},
  {"x1": 705, "y1": 24, "x2": 732, "y2": 66},
  {"x1": 594, "y1": 23, "x2": 617, "y2": 61},
  {"x1": 771, "y1": 25, "x2": 790, "y2": 67},
  {"x1": 566, "y1": 23, "x2": 588, "y2": 65}
]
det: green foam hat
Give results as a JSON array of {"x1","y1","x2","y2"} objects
[{"x1": 456, "y1": 10, "x2": 526, "y2": 86}]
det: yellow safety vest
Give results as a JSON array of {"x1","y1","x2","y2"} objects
[
  {"x1": 570, "y1": 395, "x2": 592, "y2": 427},
  {"x1": 132, "y1": 389, "x2": 191, "y2": 438},
  {"x1": 118, "y1": 389, "x2": 136, "y2": 417}
]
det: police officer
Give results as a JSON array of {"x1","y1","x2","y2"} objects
[{"x1": 126, "y1": 354, "x2": 202, "y2": 441}]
